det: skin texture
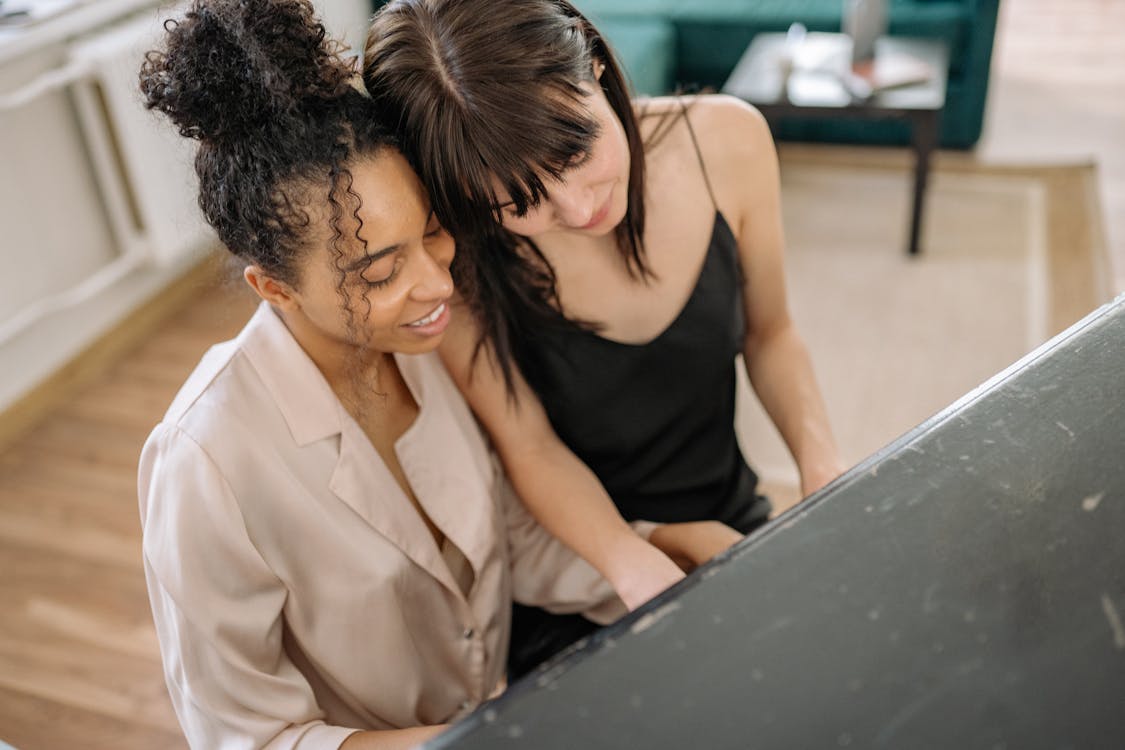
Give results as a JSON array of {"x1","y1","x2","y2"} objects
[{"x1": 441, "y1": 76, "x2": 846, "y2": 611}]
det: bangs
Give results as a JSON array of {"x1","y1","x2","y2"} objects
[
  {"x1": 484, "y1": 90, "x2": 600, "y2": 218},
  {"x1": 419, "y1": 78, "x2": 600, "y2": 239},
  {"x1": 364, "y1": 0, "x2": 609, "y2": 242}
]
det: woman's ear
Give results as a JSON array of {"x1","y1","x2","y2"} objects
[
  {"x1": 244, "y1": 265, "x2": 300, "y2": 311},
  {"x1": 593, "y1": 57, "x2": 606, "y2": 81}
]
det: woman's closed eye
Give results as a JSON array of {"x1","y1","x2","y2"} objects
[
  {"x1": 359, "y1": 214, "x2": 444, "y2": 287},
  {"x1": 358, "y1": 253, "x2": 401, "y2": 288}
]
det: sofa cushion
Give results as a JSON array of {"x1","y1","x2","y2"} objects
[{"x1": 596, "y1": 17, "x2": 677, "y2": 96}]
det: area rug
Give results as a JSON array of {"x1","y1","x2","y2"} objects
[{"x1": 739, "y1": 146, "x2": 1112, "y2": 513}]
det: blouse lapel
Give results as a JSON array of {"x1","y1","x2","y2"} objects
[
  {"x1": 243, "y1": 302, "x2": 470, "y2": 596},
  {"x1": 393, "y1": 353, "x2": 496, "y2": 591},
  {"x1": 328, "y1": 417, "x2": 464, "y2": 597}
]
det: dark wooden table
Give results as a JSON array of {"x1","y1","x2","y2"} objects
[
  {"x1": 723, "y1": 33, "x2": 949, "y2": 256},
  {"x1": 430, "y1": 294, "x2": 1125, "y2": 749}
]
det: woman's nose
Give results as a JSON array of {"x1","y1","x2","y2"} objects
[
  {"x1": 413, "y1": 237, "x2": 455, "y2": 300},
  {"x1": 550, "y1": 183, "x2": 597, "y2": 228}
]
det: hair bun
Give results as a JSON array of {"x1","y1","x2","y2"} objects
[{"x1": 140, "y1": 0, "x2": 353, "y2": 142}]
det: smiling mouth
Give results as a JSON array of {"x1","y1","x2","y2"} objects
[{"x1": 405, "y1": 302, "x2": 447, "y2": 328}]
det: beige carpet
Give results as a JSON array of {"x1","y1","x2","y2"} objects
[{"x1": 740, "y1": 146, "x2": 1112, "y2": 513}]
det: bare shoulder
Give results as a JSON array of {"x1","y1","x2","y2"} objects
[
  {"x1": 637, "y1": 94, "x2": 773, "y2": 163},
  {"x1": 686, "y1": 94, "x2": 775, "y2": 167},
  {"x1": 645, "y1": 95, "x2": 779, "y2": 228},
  {"x1": 633, "y1": 94, "x2": 684, "y2": 119},
  {"x1": 635, "y1": 94, "x2": 779, "y2": 231}
]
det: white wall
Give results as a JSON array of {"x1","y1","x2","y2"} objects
[
  {"x1": 317, "y1": 0, "x2": 374, "y2": 59},
  {"x1": 0, "y1": 47, "x2": 120, "y2": 325},
  {"x1": 0, "y1": 0, "x2": 372, "y2": 416}
]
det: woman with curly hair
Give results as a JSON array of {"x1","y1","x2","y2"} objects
[
  {"x1": 362, "y1": 0, "x2": 847, "y2": 677},
  {"x1": 136, "y1": 0, "x2": 733, "y2": 746}
]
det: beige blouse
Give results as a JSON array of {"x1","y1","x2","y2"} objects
[{"x1": 139, "y1": 303, "x2": 647, "y2": 749}]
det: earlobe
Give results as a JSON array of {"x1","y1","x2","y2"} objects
[{"x1": 244, "y1": 265, "x2": 299, "y2": 310}]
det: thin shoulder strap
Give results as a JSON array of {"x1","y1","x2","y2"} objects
[{"x1": 680, "y1": 98, "x2": 718, "y2": 210}]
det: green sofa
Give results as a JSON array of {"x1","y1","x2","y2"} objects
[{"x1": 574, "y1": 0, "x2": 1001, "y2": 149}]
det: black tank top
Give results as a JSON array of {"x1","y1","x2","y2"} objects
[{"x1": 522, "y1": 114, "x2": 772, "y2": 533}]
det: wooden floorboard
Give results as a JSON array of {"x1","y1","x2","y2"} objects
[
  {"x1": 0, "y1": 278, "x2": 254, "y2": 749},
  {"x1": 0, "y1": 686, "x2": 184, "y2": 750}
]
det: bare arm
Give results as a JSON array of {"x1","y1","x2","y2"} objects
[
  {"x1": 338, "y1": 725, "x2": 448, "y2": 750},
  {"x1": 745, "y1": 320, "x2": 843, "y2": 495},
  {"x1": 709, "y1": 97, "x2": 846, "y2": 496},
  {"x1": 438, "y1": 300, "x2": 684, "y2": 610}
]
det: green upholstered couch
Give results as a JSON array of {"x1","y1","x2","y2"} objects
[{"x1": 573, "y1": 0, "x2": 1001, "y2": 149}]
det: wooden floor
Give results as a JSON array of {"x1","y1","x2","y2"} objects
[
  {"x1": 0, "y1": 282, "x2": 257, "y2": 750},
  {"x1": 0, "y1": 1, "x2": 1123, "y2": 747}
]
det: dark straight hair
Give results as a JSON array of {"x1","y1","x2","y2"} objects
[{"x1": 363, "y1": 0, "x2": 650, "y2": 395}]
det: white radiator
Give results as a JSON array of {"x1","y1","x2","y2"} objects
[
  {"x1": 60, "y1": 0, "x2": 371, "y2": 266},
  {"x1": 0, "y1": 0, "x2": 367, "y2": 348},
  {"x1": 67, "y1": 9, "x2": 211, "y2": 267},
  {"x1": 0, "y1": 6, "x2": 210, "y2": 347}
]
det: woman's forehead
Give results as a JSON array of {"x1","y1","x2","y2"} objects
[{"x1": 300, "y1": 152, "x2": 428, "y2": 253}]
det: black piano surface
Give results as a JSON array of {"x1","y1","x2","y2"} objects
[{"x1": 432, "y1": 295, "x2": 1125, "y2": 750}]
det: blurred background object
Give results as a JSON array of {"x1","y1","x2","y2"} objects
[
  {"x1": 0, "y1": 0, "x2": 370, "y2": 446},
  {"x1": 561, "y1": 0, "x2": 1000, "y2": 149},
  {"x1": 0, "y1": 0, "x2": 82, "y2": 28},
  {"x1": 843, "y1": 0, "x2": 888, "y2": 64}
]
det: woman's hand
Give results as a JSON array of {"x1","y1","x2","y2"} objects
[
  {"x1": 339, "y1": 724, "x2": 448, "y2": 749},
  {"x1": 606, "y1": 534, "x2": 687, "y2": 610},
  {"x1": 648, "y1": 521, "x2": 744, "y2": 573}
]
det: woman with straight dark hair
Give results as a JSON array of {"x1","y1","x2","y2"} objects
[
  {"x1": 363, "y1": 0, "x2": 848, "y2": 677},
  {"x1": 136, "y1": 0, "x2": 736, "y2": 745}
]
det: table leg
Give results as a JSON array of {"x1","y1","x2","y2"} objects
[{"x1": 908, "y1": 110, "x2": 940, "y2": 256}]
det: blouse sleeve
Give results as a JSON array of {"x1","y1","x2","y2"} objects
[
  {"x1": 499, "y1": 475, "x2": 659, "y2": 626},
  {"x1": 138, "y1": 424, "x2": 359, "y2": 750}
]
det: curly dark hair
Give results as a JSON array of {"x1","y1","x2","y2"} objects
[{"x1": 140, "y1": 0, "x2": 395, "y2": 296}]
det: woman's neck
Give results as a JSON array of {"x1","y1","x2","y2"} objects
[
  {"x1": 530, "y1": 224, "x2": 621, "y2": 267},
  {"x1": 274, "y1": 305, "x2": 401, "y2": 413}
]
